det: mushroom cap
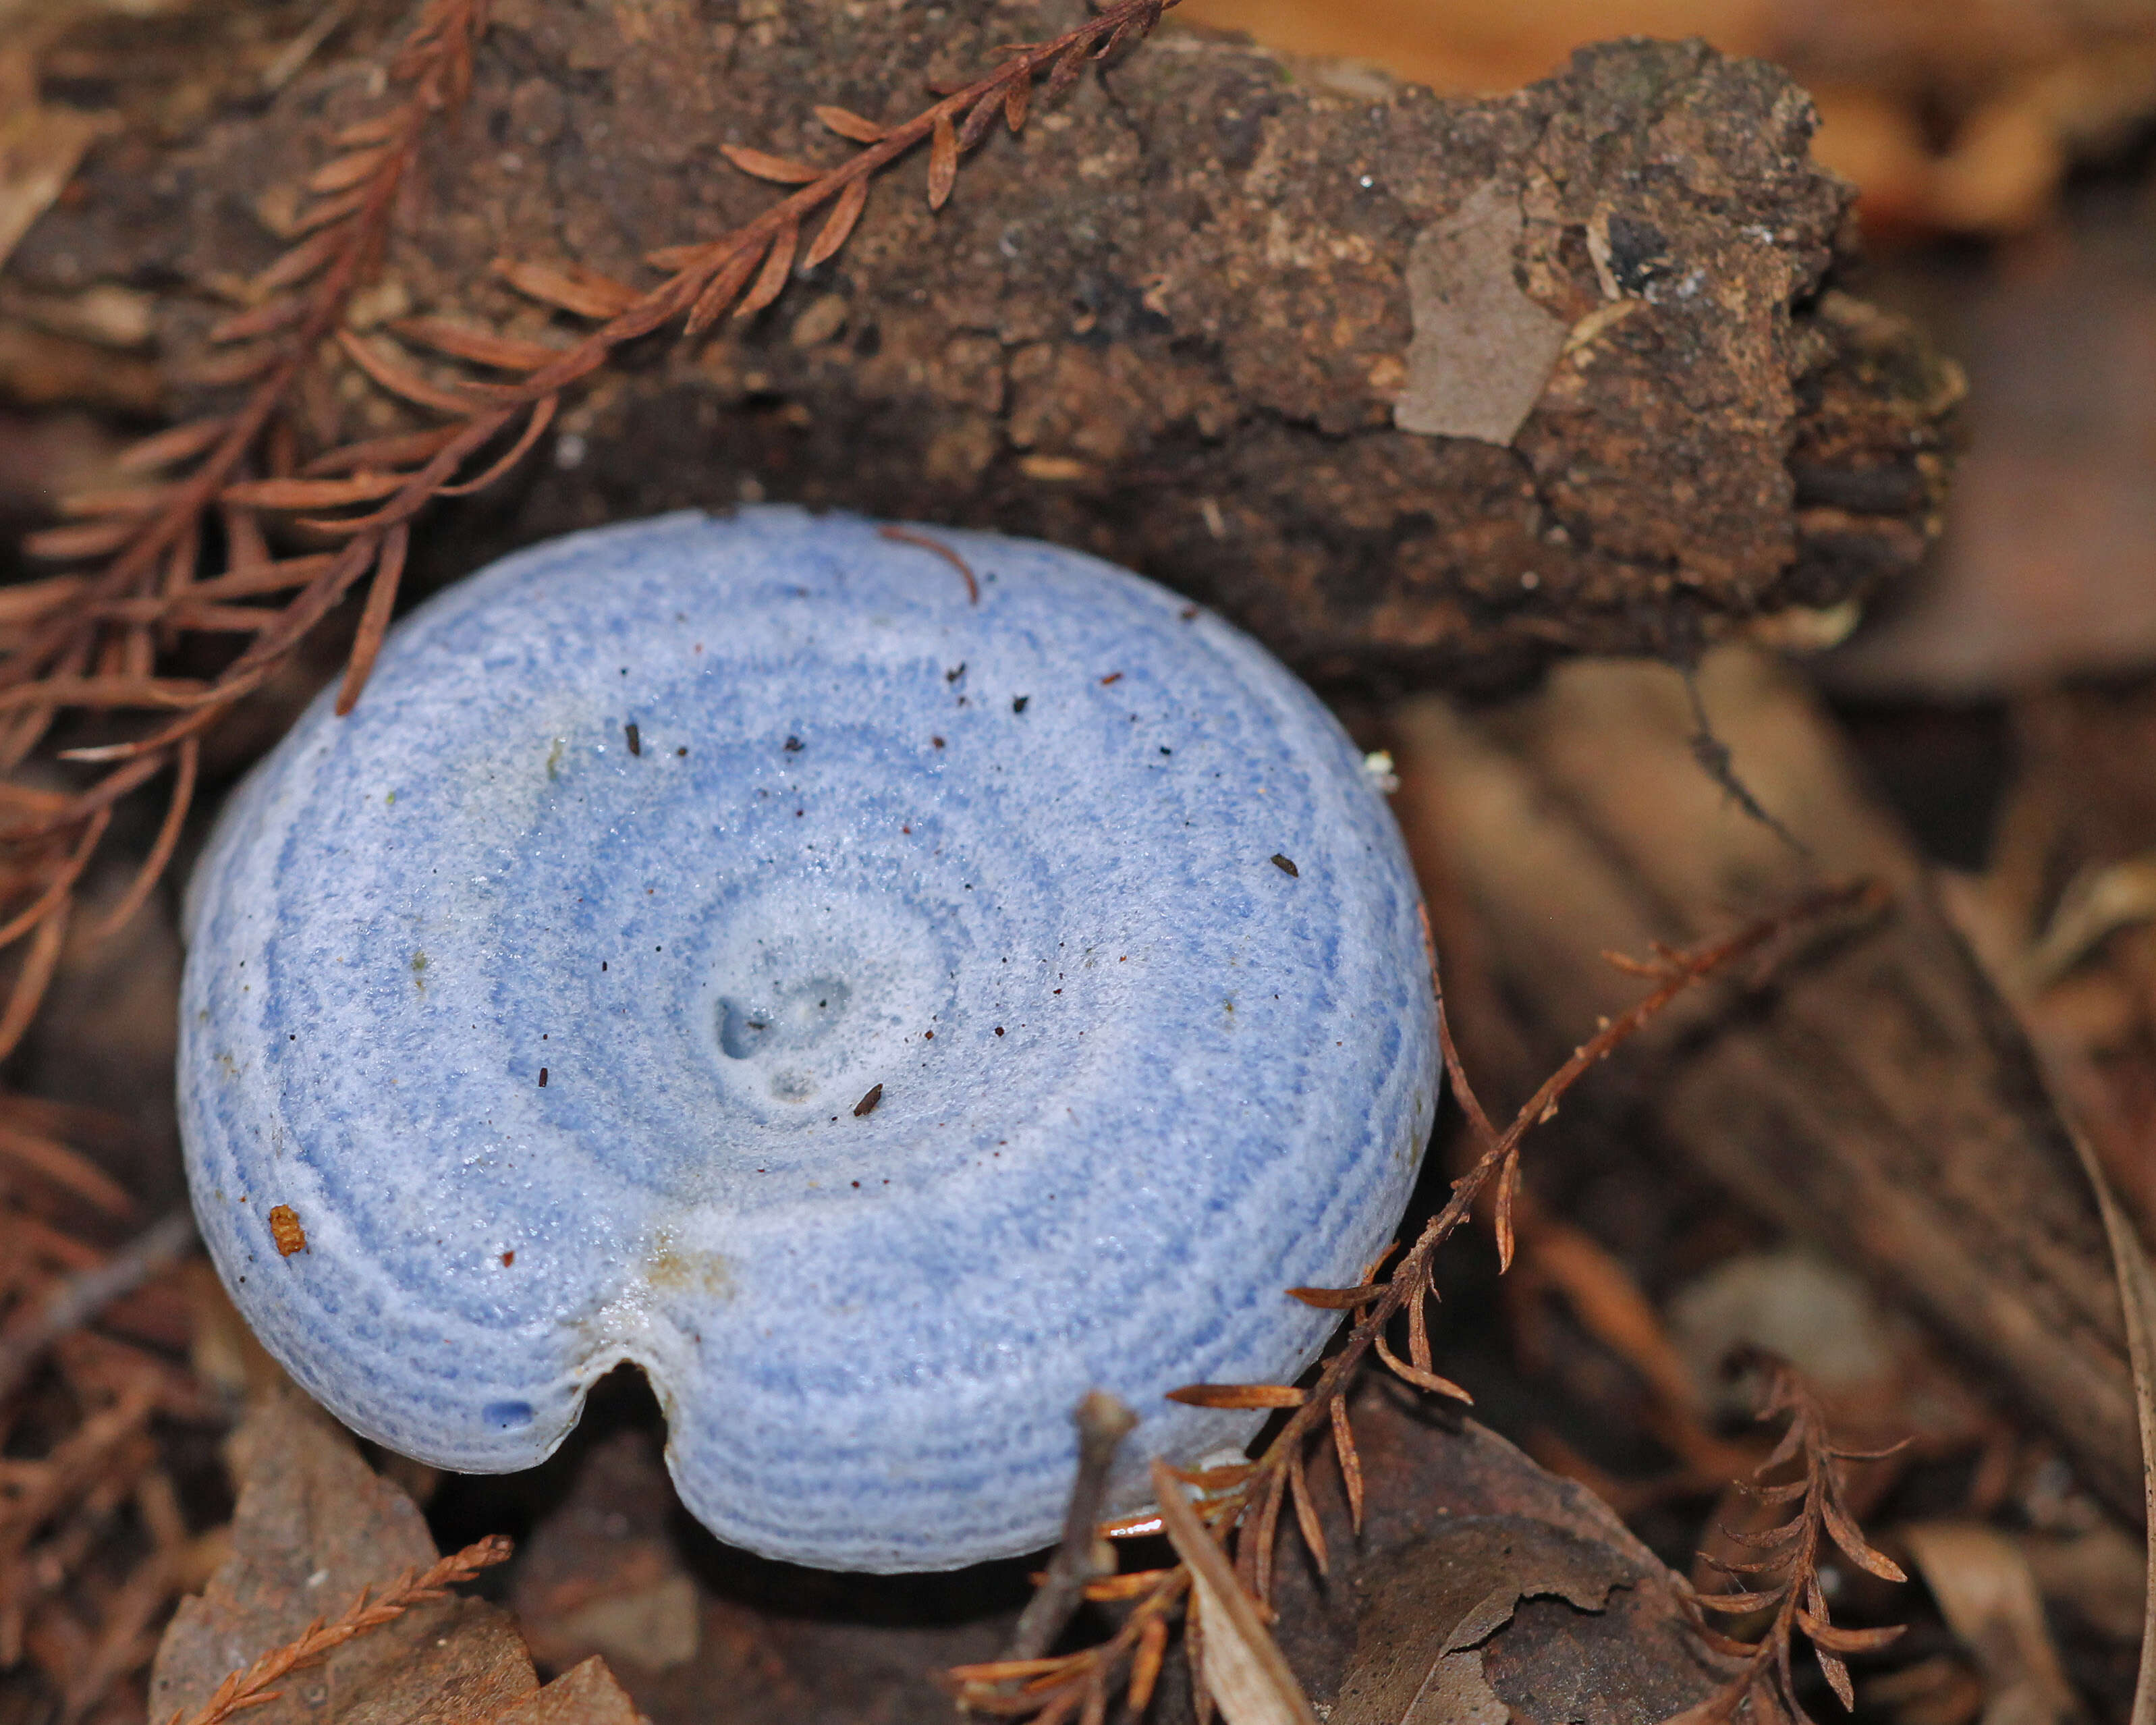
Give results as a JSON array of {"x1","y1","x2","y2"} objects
[{"x1": 180, "y1": 508, "x2": 1438, "y2": 1571}]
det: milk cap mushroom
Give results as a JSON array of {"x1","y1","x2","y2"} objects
[{"x1": 179, "y1": 508, "x2": 1438, "y2": 1571}]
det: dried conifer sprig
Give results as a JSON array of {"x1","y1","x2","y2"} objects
[
  {"x1": 0, "y1": 0, "x2": 491, "y2": 1058},
  {"x1": 169, "y1": 1533, "x2": 514, "y2": 1725},
  {"x1": 3, "y1": 0, "x2": 1175, "y2": 1058},
  {"x1": 952, "y1": 881, "x2": 1883, "y2": 1722},
  {"x1": 1673, "y1": 1354, "x2": 1908, "y2": 1725},
  {"x1": 0, "y1": 1094, "x2": 217, "y2": 1715}
]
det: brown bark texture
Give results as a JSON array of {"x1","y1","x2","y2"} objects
[
  {"x1": 1389, "y1": 650, "x2": 2143, "y2": 1528},
  {"x1": 7, "y1": 2, "x2": 1960, "y2": 690}
]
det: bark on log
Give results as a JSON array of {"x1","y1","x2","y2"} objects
[
  {"x1": 7, "y1": 4, "x2": 1960, "y2": 690},
  {"x1": 1389, "y1": 650, "x2": 2143, "y2": 1527}
]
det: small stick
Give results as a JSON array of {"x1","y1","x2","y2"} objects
[
  {"x1": 0, "y1": 1206, "x2": 196, "y2": 1403},
  {"x1": 1004, "y1": 1390, "x2": 1139, "y2": 1661}
]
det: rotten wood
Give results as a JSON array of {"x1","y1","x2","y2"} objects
[{"x1": 9, "y1": 7, "x2": 1959, "y2": 691}]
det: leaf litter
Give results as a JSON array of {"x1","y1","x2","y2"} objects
[
  {"x1": 5, "y1": 0, "x2": 2156, "y2": 1720},
  {"x1": 149, "y1": 1379, "x2": 635, "y2": 1725},
  {"x1": 1331, "y1": 1518, "x2": 1644, "y2": 1725}
]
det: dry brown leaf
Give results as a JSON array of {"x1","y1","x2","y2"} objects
[
  {"x1": 253, "y1": 227, "x2": 348, "y2": 296},
  {"x1": 57, "y1": 481, "x2": 173, "y2": 520},
  {"x1": 302, "y1": 428, "x2": 465, "y2": 479},
  {"x1": 1287, "y1": 1453, "x2": 1327, "y2": 1579},
  {"x1": 207, "y1": 296, "x2": 311, "y2": 346},
  {"x1": 306, "y1": 146, "x2": 388, "y2": 195},
  {"x1": 956, "y1": 86, "x2": 1004, "y2": 152},
  {"x1": 1372, "y1": 1332, "x2": 1473, "y2": 1402},
  {"x1": 149, "y1": 1381, "x2": 539, "y2": 1725},
  {"x1": 480, "y1": 1657, "x2": 642, "y2": 1724},
  {"x1": 1287, "y1": 1284, "x2": 1382, "y2": 1310},
  {"x1": 1153, "y1": 1460, "x2": 1318, "y2": 1725},
  {"x1": 1043, "y1": 37, "x2": 1087, "y2": 99},
  {"x1": 1330, "y1": 1398, "x2": 1365, "y2": 1535},
  {"x1": 221, "y1": 474, "x2": 410, "y2": 511},
  {"x1": 2069, "y1": 1133, "x2": 2156, "y2": 1725},
  {"x1": 1899, "y1": 1523, "x2": 2079, "y2": 1725},
  {"x1": 0, "y1": 100, "x2": 112, "y2": 273},
  {"x1": 335, "y1": 331, "x2": 482, "y2": 415},
  {"x1": 507, "y1": 1429, "x2": 702, "y2": 1678},
  {"x1": 1331, "y1": 1517, "x2": 1642, "y2": 1725},
  {"x1": 24, "y1": 517, "x2": 140, "y2": 560},
  {"x1": 171, "y1": 342, "x2": 279, "y2": 389},
  {"x1": 684, "y1": 238, "x2": 767, "y2": 335},
  {"x1": 1129, "y1": 1615, "x2": 1169, "y2": 1715}
]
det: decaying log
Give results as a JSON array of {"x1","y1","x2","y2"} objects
[
  {"x1": 1390, "y1": 649, "x2": 2143, "y2": 1526},
  {"x1": 7, "y1": 5, "x2": 1959, "y2": 690}
]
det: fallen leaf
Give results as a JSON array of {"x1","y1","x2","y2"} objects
[
  {"x1": 1667, "y1": 1250, "x2": 1900, "y2": 1417},
  {"x1": 1899, "y1": 1523, "x2": 2079, "y2": 1725},
  {"x1": 1827, "y1": 219, "x2": 2156, "y2": 693},
  {"x1": 0, "y1": 92, "x2": 112, "y2": 273},
  {"x1": 149, "y1": 1381, "x2": 538, "y2": 1725},
  {"x1": 1153, "y1": 1460, "x2": 1319, "y2": 1725},
  {"x1": 544, "y1": 1577, "x2": 699, "y2": 1676},
  {"x1": 2014, "y1": 1525, "x2": 2147, "y2": 1647},
  {"x1": 1331, "y1": 1518, "x2": 1641, "y2": 1725},
  {"x1": 316, "y1": 1599, "x2": 535, "y2": 1725},
  {"x1": 509, "y1": 1428, "x2": 701, "y2": 1675},
  {"x1": 482, "y1": 1656, "x2": 644, "y2": 1724},
  {"x1": 1233, "y1": 1378, "x2": 1740, "y2": 1725},
  {"x1": 2069, "y1": 1133, "x2": 2156, "y2": 1725}
]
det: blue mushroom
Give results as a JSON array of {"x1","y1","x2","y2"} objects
[{"x1": 179, "y1": 508, "x2": 1438, "y2": 1571}]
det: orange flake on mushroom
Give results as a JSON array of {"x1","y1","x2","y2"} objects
[{"x1": 269, "y1": 1204, "x2": 308, "y2": 1256}]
